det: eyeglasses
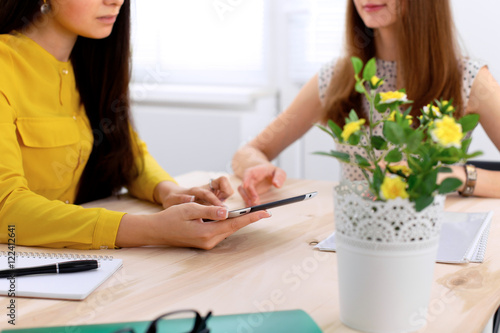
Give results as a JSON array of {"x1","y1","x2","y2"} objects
[{"x1": 114, "y1": 309, "x2": 212, "y2": 333}]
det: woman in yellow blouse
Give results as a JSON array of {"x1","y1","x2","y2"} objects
[{"x1": 0, "y1": 0, "x2": 270, "y2": 250}]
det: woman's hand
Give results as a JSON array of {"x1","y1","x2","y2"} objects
[
  {"x1": 154, "y1": 176, "x2": 234, "y2": 209},
  {"x1": 238, "y1": 163, "x2": 287, "y2": 206},
  {"x1": 116, "y1": 203, "x2": 271, "y2": 249}
]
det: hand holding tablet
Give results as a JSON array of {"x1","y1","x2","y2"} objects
[{"x1": 204, "y1": 192, "x2": 317, "y2": 222}]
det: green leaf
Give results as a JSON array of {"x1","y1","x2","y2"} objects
[
  {"x1": 406, "y1": 174, "x2": 418, "y2": 192},
  {"x1": 402, "y1": 107, "x2": 412, "y2": 118},
  {"x1": 384, "y1": 148, "x2": 403, "y2": 163},
  {"x1": 372, "y1": 165, "x2": 384, "y2": 195},
  {"x1": 348, "y1": 133, "x2": 361, "y2": 145},
  {"x1": 414, "y1": 196, "x2": 434, "y2": 212},
  {"x1": 422, "y1": 171, "x2": 438, "y2": 193},
  {"x1": 459, "y1": 114, "x2": 480, "y2": 133},
  {"x1": 383, "y1": 121, "x2": 404, "y2": 144},
  {"x1": 351, "y1": 57, "x2": 363, "y2": 75},
  {"x1": 461, "y1": 137, "x2": 472, "y2": 154},
  {"x1": 438, "y1": 147, "x2": 462, "y2": 164},
  {"x1": 355, "y1": 81, "x2": 365, "y2": 93},
  {"x1": 315, "y1": 124, "x2": 337, "y2": 141},
  {"x1": 362, "y1": 58, "x2": 376, "y2": 81},
  {"x1": 355, "y1": 154, "x2": 371, "y2": 167},
  {"x1": 437, "y1": 166, "x2": 452, "y2": 173},
  {"x1": 465, "y1": 151, "x2": 484, "y2": 159},
  {"x1": 371, "y1": 135, "x2": 388, "y2": 150},
  {"x1": 373, "y1": 93, "x2": 386, "y2": 113},
  {"x1": 313, "y1": 151, "x2": 350, "y2": 163},
  {"x1": 327, "y1": 120, "x2": 343, "y2": 141},
  {"x1": 405, "y1": 130, "x2": 424, "y2": 152},
  {"x1": 348, "y1": 109, "x2": 359, "y2": 121},
  {"x1": 438, "y1": 178, "x2": 463, "y2": 194}
]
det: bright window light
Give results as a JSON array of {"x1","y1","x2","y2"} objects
[{"x1": 131, "y1": 0, "x2": 267, "y2": 85}]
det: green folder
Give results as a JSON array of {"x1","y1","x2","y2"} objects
[{"x1": 4, "y1": 309, "x2": 322, "y2": 333}]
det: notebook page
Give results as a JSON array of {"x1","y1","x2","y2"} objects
[
  {"x1": 0, "y1": 252, "x2": 122, "y2": 300},
  {"x1": 436, "y1": 211, "x2": 492, "y2": 263}
]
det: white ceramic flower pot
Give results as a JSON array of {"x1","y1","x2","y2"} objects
[{"x1": 334, "y1": 181, "x2": 444, "y2": 333}]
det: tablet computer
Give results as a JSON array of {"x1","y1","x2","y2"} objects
[{"x1": 204, "y1": 192, "x2": 317, "y2": 222}]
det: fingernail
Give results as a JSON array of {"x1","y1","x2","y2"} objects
[
  {"x1": 189, "y1": 196, "x2": 195, "y2": 202},
  {"x1": 263, "y1": 210, "x2": 272, "y2": 218},
  {"x1": 217, "y1": 208, "x2": 228, "y2": 218}
]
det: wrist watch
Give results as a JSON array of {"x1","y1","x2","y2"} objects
[{"x1": 458, "y1": 164, "x2": 477, "y2": 197}]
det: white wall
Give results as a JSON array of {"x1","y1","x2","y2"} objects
[
  {"x1": 297, "y1": 0, "x2": 500, "y2": 182},
  {"x1": 132, "y1": 86, "x2": 277, "y2": 177},
  {"x1": 452, "y1": 0, "x2": 500, "y2": 162}
]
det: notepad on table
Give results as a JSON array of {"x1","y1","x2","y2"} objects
[
  {"x1": 316, "y1": 211, "x2": 493, "y2": 264},
  {"x1": 0, "y1": 252, "x2": 122, "y2": 300}
]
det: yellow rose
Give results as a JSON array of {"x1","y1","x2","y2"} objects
[
  {"x1": 388, "y1": 165, "x2": 411, "y2": 177},
  {"x1": 341, "y1": 119, "x2": 366, "y2": 141},
  {"x1": 430, "y1": 115, "x2": 463, "y2": 148},
  {"x1": 379, "y1": 91, "x2": 408, "y2": 104},
  {"x1": 380, "y1": 176, "x2": 409, "y2": 200}
]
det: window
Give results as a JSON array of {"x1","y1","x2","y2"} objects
[
  {"x1": 131, "y1": 0, "x2": 268, "y2": 86},
  {"x1": 285, "y1": 0, "x2": 347, "y2": 83},
  {"x1": 130, "y1": 1, "x2": 345, "y2": 87}
]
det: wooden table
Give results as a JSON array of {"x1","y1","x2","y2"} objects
[{"x1": 0, "y1": 171, "x2": 499, "y2": 332}]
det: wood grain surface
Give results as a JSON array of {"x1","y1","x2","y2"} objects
[{"x1": 0, "y1": 171, "x2": 498, "y2": 332}]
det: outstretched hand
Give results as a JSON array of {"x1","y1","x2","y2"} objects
[{"x1": 238, "y1": 163, "x2": 287, "y2": 206}]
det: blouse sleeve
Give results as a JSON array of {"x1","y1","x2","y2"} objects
[
  {"x1": 126, "y1": 132, "x2": 177, "y2": 203},
  {"x1": 461, "y1": 58, "x2": 488, "y2": 105},
  {"x1": 0, "y1": 93, "x2": 124, "y2": 250}
]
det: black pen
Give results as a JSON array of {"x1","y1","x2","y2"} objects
[{"x1": 0, "y1": 260, "x2": 99, "y2": 278}]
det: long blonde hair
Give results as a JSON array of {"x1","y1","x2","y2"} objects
[{"x1": 323, "y1": 0, "x2": 463, "y2": 126}]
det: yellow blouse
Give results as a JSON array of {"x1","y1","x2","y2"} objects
[{"x1": 0, "y1": 33, "x2": 175, "y2": 249}]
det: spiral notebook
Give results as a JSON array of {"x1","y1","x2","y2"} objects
[
  {"x1": 0, "y1": 252, "x2": 122, "y2": 300},
  {"x1": 316, "y1": 211, "x2": 493, "y2": 264}
]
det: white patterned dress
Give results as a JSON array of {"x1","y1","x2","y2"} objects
[{"x1": 317, "y1": 58, "x2": 486, "y2": 180}]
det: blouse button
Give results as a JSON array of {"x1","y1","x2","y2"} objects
[
  {"x1": 65, "y1": 200, "x2": 69, "y2": 204},
  {"x1": 62, "y1": 69, "x2": 69, "y2": 75}
]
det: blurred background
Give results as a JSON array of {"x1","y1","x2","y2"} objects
[{"x1": 129, "y1": 0, "x2": 500, "y2": 181}]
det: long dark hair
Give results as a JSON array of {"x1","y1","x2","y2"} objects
[
  {"x1": 0, "y1": 0, "x2": 140, "y2": 204},
  {"x1": 323, "y1": 0, "x2": 463, "y2": 127}
]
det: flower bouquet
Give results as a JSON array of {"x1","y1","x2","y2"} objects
[
  {"x1": 317, "y1": 57, "x2": 481, "y2": 333},
  {"x1": 316, "y1": 57, "x2": 481, "y2": 211}
]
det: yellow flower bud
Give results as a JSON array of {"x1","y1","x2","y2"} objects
[
  {"x1": 387, "y1": 110, "x2": 413, "y2": 124},
  {"x1": 370, "y1": 76, "x2": 383, "y2": 87},
  {"x1": 423, "y1": 104, "x2": 441, "y2": 117},
  {"x1": 441, "y1": 100, "x2": 455, "y2": 112}
]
